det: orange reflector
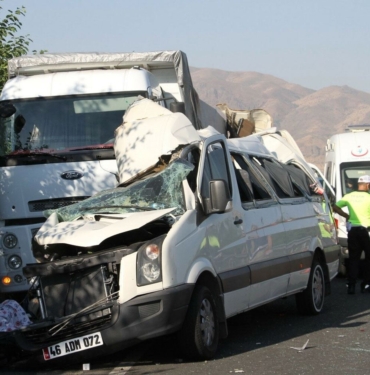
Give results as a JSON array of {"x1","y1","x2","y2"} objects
[
  {"x1": 334, "y1": 218, "x2": 339, "y2": 229},
  {"x1": 2, "y1": 276, "x2": 11, "y2": 285}
]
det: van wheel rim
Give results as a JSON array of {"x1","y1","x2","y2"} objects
[
  {"x1": 199, "y1": 298, "x2": 215, "y2": 347},
  {"x1": 313, "y1": 266, "x2": 324, "y2": 309}
]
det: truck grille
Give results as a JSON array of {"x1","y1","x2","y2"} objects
[{"x1": 28, "y1": 196, "x2": 89, "y2": 212}]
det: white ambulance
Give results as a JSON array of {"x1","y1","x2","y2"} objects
[{"x1": 324, "y1": 125, "x2": 370, "y2": 274}]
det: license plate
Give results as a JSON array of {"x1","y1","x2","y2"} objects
[{"x1": 42, "y1": 332, "x2": 103, "y2": 360}]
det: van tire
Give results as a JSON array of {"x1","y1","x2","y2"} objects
[
  {"x1": 177, "y1": 285, "x2": 219, "y2": 360},
  {"x1": 296, "y1": 260, "x2": 325, "y2": 315}
]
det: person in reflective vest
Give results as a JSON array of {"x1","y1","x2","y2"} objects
[{"x1": 333, "y1": 175, "x2": 370, "y2": 294}]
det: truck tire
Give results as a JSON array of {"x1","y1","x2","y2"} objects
[
  {"x1": 177, "y1": 285, "x2": 219, "y2": 360},
  {"x1": 296, "y1": 260, "x2": 325, "y2": 315}
]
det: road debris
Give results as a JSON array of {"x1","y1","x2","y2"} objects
[{"x1": 290, "y1": 339, "x2": 309, "y2": 352}]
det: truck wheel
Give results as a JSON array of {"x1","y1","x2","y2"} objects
[
  {"x1": 296, "y1": 260, "x2": 325, "y2": 315},
  {"x1": 177, "y1": 285, "x2": 219, "y2": 360}
]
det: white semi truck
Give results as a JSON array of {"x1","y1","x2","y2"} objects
[{"x1": 0, "y1": 50, "x2": 227, "y2": 295}]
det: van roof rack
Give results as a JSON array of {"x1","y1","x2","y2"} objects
[{"x1": 346, "y1": 124, "x2": 370, "y2": 132}]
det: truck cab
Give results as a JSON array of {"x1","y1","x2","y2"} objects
[{"x1": 0, "y1": 50, "x2": 212, "y2": 295}]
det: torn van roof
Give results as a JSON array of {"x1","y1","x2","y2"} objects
[{"x1": 114, "y1": 98, "x2": 200, "y2": 184}]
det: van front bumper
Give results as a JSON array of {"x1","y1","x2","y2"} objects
[{"x1": 13, "y1": 283, "x2": 194, "y2": 356}]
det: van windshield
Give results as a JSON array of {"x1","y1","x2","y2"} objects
[
  {"x1": 0, "y1": 92, "x2": 145, "y2": 156},
  {"x1": 44, "y1": 159, "x2": 194, "y2": 222}
]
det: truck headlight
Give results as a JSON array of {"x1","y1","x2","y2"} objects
[
  {"x1": 3, "y1": 233, "x2": 18, "y2": 249},
  {"x1": 136, "y1": 236, "x2": 165, "y2": 286},
  {"x1": 8, "y1": 254, "x2": 22, "y2": 269}
]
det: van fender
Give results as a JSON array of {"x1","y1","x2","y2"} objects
[
  {"x1": 185, "y1": 257, "x2": 228, "y2": 339},
  {"x1": 309, "y1": 235, "x2": 323, "y2": 254},
  {"x1": 185, "y1": 257, "x2": 218, "y2": 285}
]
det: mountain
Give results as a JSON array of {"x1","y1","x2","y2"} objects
[{"x1": 191, "y1": 68, "x2": 370, "y2": 170}]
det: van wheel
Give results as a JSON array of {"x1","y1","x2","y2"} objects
[
  {"x1": 177, "y1": 285, "x2": 219, "y2": 360},
  {"x1": 296, "y1": 260, "x2": 325, "y2": 315}
]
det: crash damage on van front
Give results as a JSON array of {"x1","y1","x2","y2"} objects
[
  {"x1": 9, "y1": 98, "x2": 340, "y2": 363},
  {"x1": 11, "y1": 99, "x2": 202, "y2": 362},
  {"x1": 18, "y1": 160, "x2": 195, "y2": 361}
]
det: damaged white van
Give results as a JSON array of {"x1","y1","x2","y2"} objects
[{"x1": 13, "y1": 99, "x2": 339, "y2": 362}]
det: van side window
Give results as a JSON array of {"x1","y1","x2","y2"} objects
[
  {"x1": 250, "y1": 157, "x2": 295, "y2": 198},
  {"x1": 231, "y1": 153, "x2": 272, "y2": 201},
  {"x1": 201, "y1": 142, "x2": 231, "y2": 199},
  {"x1": 185, "y1": 148, "x2": 200, "y2": 192},
  {"x1": 232, "y1": 161, "x2": 254, "y2": 203},
  {"x1": 284, "y1": 164, "x2": 311, "y2": 197},
  {"x1": 285, "y1": 162, "x2": 327, "y2": 197}
]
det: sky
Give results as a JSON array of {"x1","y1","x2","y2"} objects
[{"x1": 2, "y1": 0, "x2": 370, "y2": 92}]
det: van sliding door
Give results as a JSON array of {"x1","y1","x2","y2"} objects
[{"x1": 232, "y1": 153, "x2": 289, "y2": 308}]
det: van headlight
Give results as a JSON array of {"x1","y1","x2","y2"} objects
[{"x1": 136, "y1": 237, "x2": 165, "y2": 286}]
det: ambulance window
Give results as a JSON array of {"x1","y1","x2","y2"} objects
[
  {"x1": 201, "y1": 141, "x2": 231, "y2": 200},
  {"x1": 232, "y1": 153, "x2": 272, "y2": 201},
  {"x1": 341, "y1": 162, "x2": 370, "y2": 195}
]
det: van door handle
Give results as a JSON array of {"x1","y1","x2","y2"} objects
[{"x1": 234, "y1": 218, "x2": 243, "y2": 225}]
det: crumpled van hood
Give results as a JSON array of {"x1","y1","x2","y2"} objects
[{"x1": 35, "y1": 207, "x2": 176, "y2": 247}]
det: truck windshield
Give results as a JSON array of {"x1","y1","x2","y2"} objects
[
  {"x1": 0, "y1": 92, "x2": 145, "y2": 156},
  {"x1": 45, "y1": 159, "x2": 194, "y2": 222}
]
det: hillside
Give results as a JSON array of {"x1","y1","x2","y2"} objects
[{"x1": 191, "y1": 68, "x2": 370, "y2": 170}]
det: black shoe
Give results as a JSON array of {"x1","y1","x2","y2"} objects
[
  {"x1": 361, "y1": 283, "x2": 370, "y2": 293},
  {"x1": 348, "y1": 284, "x2": 356, "y2": 295}
]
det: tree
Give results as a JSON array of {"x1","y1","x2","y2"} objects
[{"x1": 0, "y1": 1, "x2": 32, "y2": 90}]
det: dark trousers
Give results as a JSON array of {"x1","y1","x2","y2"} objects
[{"x1": 347, "y1": 226, "x2": 370, "y2": 285}]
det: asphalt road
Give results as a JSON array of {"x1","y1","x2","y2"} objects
[{"x1": 3, "y1": 276, "x2": 370, "y2": 375}]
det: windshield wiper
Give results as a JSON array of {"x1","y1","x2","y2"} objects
[
  {"x1": 3, "y1": 151, "x2": 67, "y2": 161},
  {"x1": 80, "y1": 205, "x2": 157, "y2": 212},
  {"x1": 68, "y1": 144, "x2": 113, "y2": 151}
]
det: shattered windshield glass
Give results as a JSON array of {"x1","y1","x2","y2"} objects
[{"x1": 45, "y1": 159, "x2": 194, "y2": 222}]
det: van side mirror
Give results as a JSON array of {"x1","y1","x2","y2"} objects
[
  {"x1": 170, "y1": 102, "x2": 185, "y2": 115},
  {"x1": 203, "y1": 179, "x2": 230, "y2": 214}
]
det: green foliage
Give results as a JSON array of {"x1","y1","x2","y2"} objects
[{"x1": 0, "y1": 1, "x2": 32, "y2": 90}]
